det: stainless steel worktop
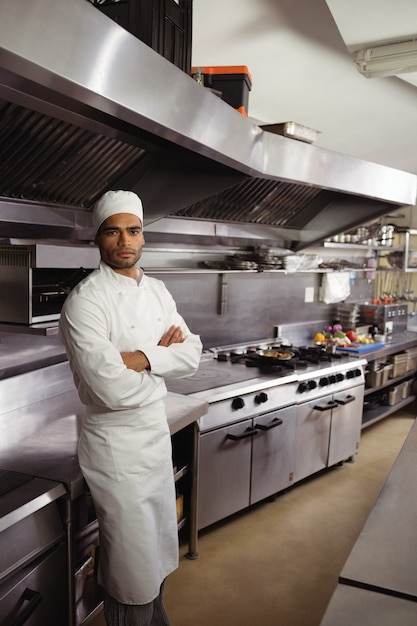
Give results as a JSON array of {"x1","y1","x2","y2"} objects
[
  {"x1": 343, "y1": 331, "x2": 417, "y2": 361},
  {"x1": 321, "y1": 417, "x2": 417, "y2": 624},
  {"x1": 321, "y1": 584, "x2": 417, "y2": 626},
  {"x1": 0, "y1": 472, "x2": 66, "y2": 533},
  {"x1": 339, "y1": 418, "x2": 417, "y2": 598},
  {"x1": 0, "y1": 364, "x2": 208, "y2": 499},
  {"x1": 166, "y1": 391, "x2": 209, "y2": 435}
]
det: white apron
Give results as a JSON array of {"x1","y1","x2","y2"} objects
[
  {"x1": 59, "y1": 263, "x2": 202, "y2": 605},
  {"x1": 78, "y1": 400, "x2": 178, "y2": 605}
]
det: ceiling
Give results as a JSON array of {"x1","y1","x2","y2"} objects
[{"x1": 192, "y1": 0, "x2": 417, "y2": 182}]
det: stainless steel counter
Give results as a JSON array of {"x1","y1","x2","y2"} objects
[
  {"x1": 321, "y1": 584, "x2": 417, "y2": 625},
  {"x1": 166, "y1": 392, "x2": 209, "y2": 435},
  {"x1": 0, "y1": 474, "x2": 66, "y2": 533},
  {"x1": 339, "y1": 418, "x2": 417, "y2": 598},
  {"x1": 321, "y1": 417, "x2": 417, "y2": 624},
  {"x1": 0, "y1": 365, "x2": 208, "y2": 499},
  {"x1": 344, "y1": 330, "x2": 417, "y2": 361}
]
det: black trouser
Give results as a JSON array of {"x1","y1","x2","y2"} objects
[{"x1": 103, "y1": 580, "x2": 170, "y2": 626}]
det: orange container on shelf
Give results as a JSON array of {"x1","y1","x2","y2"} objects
[{"x1": 191, "y1": 65, "x2": 252, "y2": 116}]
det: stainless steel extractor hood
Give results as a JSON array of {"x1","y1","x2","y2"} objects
[{"x1": 0, "y1": 0, "x2": 416, "y2": 251}]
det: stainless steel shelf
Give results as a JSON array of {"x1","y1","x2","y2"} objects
[
  {"x1": 364, "y1": 370, "x2": 417, "y2": 396},
  {"x1": 0, "y1": 322, "x2": 59, "y2": 335},
  {"x1": 323, "y1": 242, "x2": 402, "y2": 252},
  {"x1": 146, "y1": 267, "x2": 366, "y2": 275},
  {"x1": 362, "y1": 394, "x2": 416, "y2": 429}
]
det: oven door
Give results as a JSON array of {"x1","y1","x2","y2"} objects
[
  {"x1": 250, "y1": 405, "x2": 296, "y2": 505},
  {"x1": 198, "y1": 418, "x2": 254, "y2": 530},
  {"x1": 294, "y1": 396, "x2": 333, "y2": 483},
  {"x1": 295, "y1": 383, "x2": 365, "y2": 482},
  {"x1": 328, "y1": 384, "x2": 364, "y2": 467}
]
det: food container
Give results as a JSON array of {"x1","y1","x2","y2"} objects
[
  {"x1": 365, "y1": 364, "x2": 392, "y2": 388},
  {"x1": 75, "y1": 555, "x2": 95, "y2": 604},
  {"x1": 389, "y1": 353, "x2": 409, "y2": 379},
  {"x1": 191, "y1": 65, "x2": 252, "y2": 116},
  {"x1": 374, "y1": 334, "x2": 386, "y2": 343},
  {"x1": 402, "y1": 378, "x2": 414, "y2": 399},
  {"x1": 406, "y1": 346, "x2": 417, "y2": 372},
  {"x1": 386, "y1": 383, "x2": 405, "y2": 406}
]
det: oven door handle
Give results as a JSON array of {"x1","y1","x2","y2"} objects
[
  {"x1": 334, "y1": 395, "x2": 355, "y2": 406},
  {"x1": 11, "y1": 588, "x2": 42, "y2": 626},
  {"x1": 255, "y1": 417, "x2": 283, "y2": 431},
  {"x1": 313, "y1": 401, "x2": 339, "y2": 412},
  {"x1": 226, "y1": 427, "x2": 258, "y2": 441}
]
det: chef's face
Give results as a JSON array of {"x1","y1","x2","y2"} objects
[{"x1": 95, "y1": 212, "x2": 145, "y2": 278}]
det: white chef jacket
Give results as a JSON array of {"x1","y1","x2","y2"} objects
[{"x1": 59, "y1": 261, "x2": 202, "y2": 604}]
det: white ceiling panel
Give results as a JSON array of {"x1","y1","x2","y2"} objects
[
  {"x1": 325, "y1": 0, "x2": 417, "y2": 51},
  {"x1": 192, "y1": 0, "x2": 417, "y2": 180}
]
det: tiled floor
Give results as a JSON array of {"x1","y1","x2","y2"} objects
[{"x1": 90, "y1": 410, "x2": 415, "y2": 626}]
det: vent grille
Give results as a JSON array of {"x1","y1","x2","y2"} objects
[
  {"x1": 174, "y1": 177, "x2": 323, "y2": 226},
  {"x1": 0, "y1": 245, "x2": 31, "y2": 267},
  {"x1": 0, "y1": 100, "x2": 147, "y2": 208}
]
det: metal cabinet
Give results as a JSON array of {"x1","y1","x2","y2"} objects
[
  {"x1": 295, "y1": 384, "x2": 364, "y2": 482},
  {"x1": 0, "y1": 543, "x2": 67, "y2": 626},
  {"x1": 198, "y1": 406, "x2": 296, "y2": 530},
  {"x1": 294, "y1": 398, "x2": 332, "y2": 482},
  {"x1": 198, "y1": 418, "x2": 253, "y2": 530},
  {"x1": 250, "y1": 407, "x2": 296, "y2": 504},
  {"x1": 328, "y1": 386, "x2": 364, "y2": 466}
]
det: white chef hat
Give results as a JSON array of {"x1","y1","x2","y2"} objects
[{"x1": 92, "y1": 190, "x2": 143, "y2": 233}]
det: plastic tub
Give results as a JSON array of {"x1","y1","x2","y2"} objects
[{"x1": 192, "y1": 65, "x2": 252, "y2": 116}]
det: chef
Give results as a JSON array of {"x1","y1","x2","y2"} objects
[{"x1": 59, "y1": 190, "x2": 202, "y2": 626}]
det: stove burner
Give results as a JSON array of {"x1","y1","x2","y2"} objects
[
  {"x1": 187, "y1": 369, "x2": 231, "y2": 381},
  {"x1": 295, "y1": 346, "x2": 343, "y2": 364},
  {"x1": 216, "y1": 343, "x2": 341, "y2": 370},
  {"x1": 245, "y1": 359, "x2": 283, "y2": 372}
]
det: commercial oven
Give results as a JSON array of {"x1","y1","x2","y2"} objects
[
  {"x1": 0, "y1": 470, "x2": 67, "y2": 625},
  {"x1": 198, "y1": 398, "x2": 298, "y2": 530},
  {"x1": 0, "y1": 362, "x2": 102, "y2": 626},
  {"x1": 167, "y1": 340, "x2": 366, "y2": 532},
  {"x1": 0, "y1": 244, "x2": 98, "y2": 326},
  {"x1": 294, "y1": 364, "x2": 365, "y2": 482}
]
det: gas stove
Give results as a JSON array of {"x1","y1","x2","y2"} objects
[
  {"x1": 215, "y1": 343, "x2": 345, "y2": 370},
  {"x1": 166, "y1": 338, "x2": 366, "y2": 403},
  {"x1": 184, "y1": 340, "x2": 368, "y2": 531}
]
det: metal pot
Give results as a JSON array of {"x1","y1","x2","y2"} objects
[{"x1": 379, "y1": 224, "x2": 394, "y2": 247}]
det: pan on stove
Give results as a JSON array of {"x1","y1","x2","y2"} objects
[{"x1": 249, "y1": 348, "x2": 295, "y2": 365}]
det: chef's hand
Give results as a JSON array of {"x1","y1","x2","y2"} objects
[
  {"x1": 121, "y1": 326, "x2": 183, "y2": 372},
  {"x1": 158, "y1": 325, "x2": 184, "y2": 347},
  {"x1": 120, "y1": 350, "x2": 150, "y2": 372}
]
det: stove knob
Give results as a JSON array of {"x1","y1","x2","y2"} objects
[
  {"x1": 319, "y1": 377, "x2": 329, "y2": 386},
  {"x1": 329, "y1": 375, "x2": 337, "y2": 384},
  {"x1": 354, "y1": 368, "x2": 362, "y2": 377},
  {"x1": 255, "y1": 392, "x2": 268, "y2": 404},
  {"x1": 231, "y1": 397, "x2": 245, "y2": 410},
  {"x1": 346, "y1": 370, "x2": 354, "y2": 379},
  {"x1": 297, "y1": 382, "x2": 309, "y2": 393},
  {"x1": 336, "y1": 373, "x2": 344, "y2": 382},
  {"x1": 308, "y1": 380, "x2": 317, "y2": 390}
]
